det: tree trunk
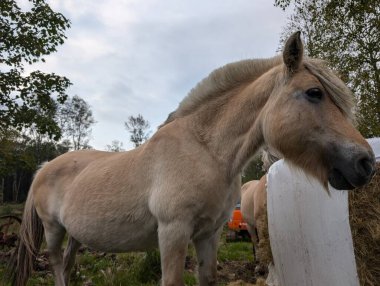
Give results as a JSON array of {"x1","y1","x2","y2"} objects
[{"x1": 0, "y1": 178, "x2": 4, "y2": 204}]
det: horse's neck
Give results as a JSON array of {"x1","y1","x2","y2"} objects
[{"x1": 189, "y1": 70, "x2": 278, "y2": 179}]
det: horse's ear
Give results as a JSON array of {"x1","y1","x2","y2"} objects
[{"x1": 283, "y1": 31, "x2": 303, "y2": 74}]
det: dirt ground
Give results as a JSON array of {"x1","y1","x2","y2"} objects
[
  {"x1": 217, "y1": 260, "x2": 258, "y2": 285},
  {"x1": 184, "y1": 254, "x2": 263, "y2": 285}
]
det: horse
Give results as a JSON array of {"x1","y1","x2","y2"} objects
[
  {"x1": 240, "y1": 150, "x2": 278, "y2": 274},
  {"x1": 7, "y1": 32, "x2": 375, "y2": 286},
  {"x1": 240, "y1": 180, "x2": 260, "y2": 247},
  {"x1": 241, "y1": 175, "x2": 269, "y2": 275}
]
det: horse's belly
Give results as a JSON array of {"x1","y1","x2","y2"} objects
[{"x1": 63, "y1": 213, "x2": 158, "y2": 253}]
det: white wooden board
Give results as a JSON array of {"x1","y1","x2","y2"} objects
[
  {"x1": 266, "y1": 138, "x2": 379, "y2": 286},
  {"x1": 267, "y1": 161, "x2": 359, "y2": 286},
  {"x1": 367, "y1": 137, "x2": 380, "y2": 161}
]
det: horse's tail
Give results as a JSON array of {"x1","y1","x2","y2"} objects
[{"x1": 6, "y1": 189, "x2": 44, "y2": 286}]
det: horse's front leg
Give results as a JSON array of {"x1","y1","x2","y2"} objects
[
  {"x1": 158, "y1": 221, "x2": 192, "y2": 286},
  {"x1": 193, "y1": 227, "x2": 223, "y2": 286}
]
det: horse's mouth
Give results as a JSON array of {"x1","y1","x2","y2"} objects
[
  {"x1": 328, "y1": 168, "x2": 356, "y2": 190},
  {"x1": 327, "y1": 148, "x2": 375, "y2": 190}
]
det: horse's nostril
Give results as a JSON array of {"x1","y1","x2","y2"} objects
[{"x1": 357, "y1": 157, "x2": 374, "y2": 177}]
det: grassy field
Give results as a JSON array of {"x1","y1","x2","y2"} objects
[
  {"x1": 0, "y1": 204, "x2": 257, "y2": 286},
  {"x1": 0, "y1": 203, "x2": 24, "y2": 217}
]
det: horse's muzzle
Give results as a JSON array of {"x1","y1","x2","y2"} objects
[{"x1": 328, "y1": 149, "x2": 375, "y2": 190}]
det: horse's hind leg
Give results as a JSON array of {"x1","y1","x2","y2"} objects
[
  {"x1": 247, "y1": 224, "x2": 258, "y2": 262},
  {"x1": 43, "y1": 222, "x2": 66, "y2": 286},
  {"x1": 63, "y1": 236, "x2": 81, "y2": 285},
  {"x1": 193, "y1": 227, "x2": 222, "y2": 286}
]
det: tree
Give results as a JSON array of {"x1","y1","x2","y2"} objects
[
  {"x1": 105, "y1": 140, "x2": 125, "y2": 152},
  {"x1": 0, "y1": 128, "x2": 70, "y2": 202},
  {"x1": 125, "y1": 114, "x2": 151, "y2": 147},
  {"x1": 59, "y1": 95, "x2": 95, "y2": 150},
  {"x1": 275, "y1": 0, "x2": 380, "y2": 137},
  {"x1": 0, "y1": 0, "x2": 71, "y2": 140},
  {"x1": 242, "y1": 157, "x2": 265, "y2": 184}
]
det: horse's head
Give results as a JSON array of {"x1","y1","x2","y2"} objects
[{"x1": 261, "y1": 32, "x2": 375, "y2": 190}]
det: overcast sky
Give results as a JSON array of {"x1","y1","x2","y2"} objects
[{"x1": 29, "y1": 0, "x2": 290, "y2": 150}]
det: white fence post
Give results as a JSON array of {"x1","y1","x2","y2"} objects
[
  {"x1": 267, "y1": 162, "x2": 359, "y2": 286},
  {"x1": 266, "y1": 138, "x2": 380, "y2": 286},
  {"x1": 367, "y1": 137, "x2": 380, "y2": 161}
]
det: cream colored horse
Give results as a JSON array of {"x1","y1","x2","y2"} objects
[
  {"x1": 241, "y1": 175, "x2": 268, "y2": 275},
  {"x1": 241, "y1": 149, "x2": 279, "y2": 264},
  {"x1": 241, "y1": 179, "x2": 261, "y2": 248},
  {"x1": 8, "y1": 32, "x2": 375, "y2": 286},
  {"x1": 241, "y1": 149, "x2": 280, "y2": 275}
]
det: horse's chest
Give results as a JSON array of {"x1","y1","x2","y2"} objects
[{"x1": 192, "y1": 186, "x2": 240, "y2": 240}]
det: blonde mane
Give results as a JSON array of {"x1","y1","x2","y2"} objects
[
  {"x1": 161, "y1": 56, "x2": 355, "y2": 127},
  {"x1": 161, "y1": 56, "x2": 283, "y2": 126}
]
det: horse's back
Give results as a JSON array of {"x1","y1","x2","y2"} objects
[
  {"x1": 32, "y1": 150, "x2": 119, "y2": 219},
  {"x1": 33, "y1": 150, "x2": 115, "y2": 194},
  {"x1": 241, "y1": 180, "x2": 258, "y2": 196},
  {"x1": 240, "y1": 180, "x2": 259, "y2": 226}
]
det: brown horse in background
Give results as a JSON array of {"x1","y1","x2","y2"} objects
[{"x1": 7, "y1": 32, "x2": 375, "y2": 286}]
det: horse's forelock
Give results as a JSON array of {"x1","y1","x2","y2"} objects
[{"x1": 303, "y1": 59, "x2": 355, "y2": 121}]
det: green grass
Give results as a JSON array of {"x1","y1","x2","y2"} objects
[
  {"x1": 183, "y1": 271, "x2": 197, "y2": 286},
  {"x1": 1, "y1": 241, "x2": 252, "y2": 286},
  {"x1": 0, "y1": 204, "x2": 253, "y2": 285},
  {"x1": 0, "y1": 203, "x2": 24, "y2": 216},
  {"x1": 0, "y1": 241, "x2": 250, "y2": 286},
  {"x1": 64, "y1": 250, "x2": 162, "y2": 286},
  {"x1": 218, "y1": 241, "x2": 254, "y2": 262}
]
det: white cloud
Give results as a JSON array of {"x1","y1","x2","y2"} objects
[{"x1": 37, "y1": 0, "x2": 290, "y2": 150}]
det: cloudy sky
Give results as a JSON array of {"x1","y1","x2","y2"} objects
[{"x1": 29, "y1": 0, "x2": 291, "y2": 150}]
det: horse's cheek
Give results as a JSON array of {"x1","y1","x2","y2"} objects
[{"x1": 263, "y1": 109, "x2": 294, "y2": 145}]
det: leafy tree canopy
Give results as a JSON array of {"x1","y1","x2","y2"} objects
[
  {"x1": 242, "y1": 157, "x2": 265, "y2": 184},
  {"x1": 0, "y1": 128, "x2": 70, "y2": 202},
  {"x1": 105, "y1": 140, "x2": 125, "y2": 152},
  {"x1": 0, "y1": 0, "x2": 71, "y2": 140},
  {"x1": 58, "y1": 95, "x2": 95, "y2": 150}
]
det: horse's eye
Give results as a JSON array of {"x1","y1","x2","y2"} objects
[{"x1": 305, "y1": 88, "x2": 323, "y2": 103}]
